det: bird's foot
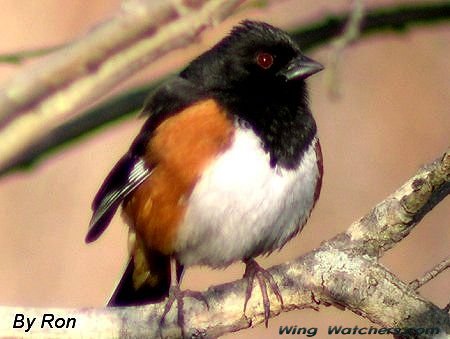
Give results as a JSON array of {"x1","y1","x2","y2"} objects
[
  {"x1": 243, "y1": 258, "x2": 283, "y2": 327},
  {"x1": 159, "y1": 285, "x2": 209, "y2": 338}
]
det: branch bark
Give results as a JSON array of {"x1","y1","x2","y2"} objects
[
  {"x1": 0, "y1": 0, "x2": 245, "y2": 171},
  {"x1": 1, "y1": 149, "x2": 448, "y2": 338}
]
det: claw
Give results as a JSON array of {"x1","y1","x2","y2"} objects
[
  {"x1": 243, "y1": 259, "x2": 284, "y2": 327},
  {"x1": 159, "y1": 286, "x2": 209, "y2": 338}
]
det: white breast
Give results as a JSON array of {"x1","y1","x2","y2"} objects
[{"x1": 175, "y1": 127, "x2": 320, "y2": 268}]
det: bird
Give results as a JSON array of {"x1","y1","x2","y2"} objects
[{"x1": 86, "y1": 20, "x2": 323, "y2": 336}]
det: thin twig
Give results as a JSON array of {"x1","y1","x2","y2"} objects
[
  {"x1": 325, "y1": 0, "x2": 365, "y2": 98},
  {"x1": 409, "y1": 256, "x2": 450, "y2": 290},
  {"x1": 0, "y1": 45, "x2": 62, "y2": 64}
]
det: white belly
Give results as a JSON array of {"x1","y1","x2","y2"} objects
[{"x1": 175, "y1": 127, "x2": 320, "y2": 267}]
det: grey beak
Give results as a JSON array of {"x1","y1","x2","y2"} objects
[{"x1": 279, "y1": 55, "x2": 324, "y2": 81}]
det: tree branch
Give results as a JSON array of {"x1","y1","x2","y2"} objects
[
  {"x1": 1, "y1": 1, "x2": 449, "y2": 176},
  {"x1": 292, "y1": 1, "x2": 450, "y2": 50},
  {"x1": 0, "y1": 0, "x2": 245, "y2": 171},
  {"x1": 345, "y1": 151, "x2": 450, "y2": 257},
  {"x1": 409, "y1": 256, "x2": 450, "y2": 291},
  {"x1": 1, "y1": 149, "x2": 448, "y2": 338}
]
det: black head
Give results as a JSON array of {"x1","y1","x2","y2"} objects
[
  {"x1": 181, "y1": 20, "x2": 322, "y2": 100},
  {"x1": 181, "y1": 20, "x2": 324, "y2": 168}
]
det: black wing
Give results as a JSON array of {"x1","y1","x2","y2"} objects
[
  {"x1": 86, "y1": 155, "x2": 151, "y2": 243},
  {"x1": 86, "y1": 77, "x2": 206, "y2": 243}
]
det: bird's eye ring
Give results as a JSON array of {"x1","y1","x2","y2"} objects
[{"x1": 256, "y1": 52, "x2": 274, "y2": 69}]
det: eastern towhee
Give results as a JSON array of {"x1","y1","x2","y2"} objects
[{"x1": 86, "y1": 20, "x2": 323, "y2": 334}]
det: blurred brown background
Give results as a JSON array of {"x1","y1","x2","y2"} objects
[{"x1": 0, "y1": 1, "x2": 448, "y2": 338}]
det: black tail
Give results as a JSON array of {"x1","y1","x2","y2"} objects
[{"x1": 108, "y1": 256, "x2": 171, "y2": 306}]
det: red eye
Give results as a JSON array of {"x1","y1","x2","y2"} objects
[{"x1": 256, "y1": 52, "x2": 274, "y2": 69}]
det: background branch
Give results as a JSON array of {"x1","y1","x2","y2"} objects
[
  {"x1": 0, "y1": 150, "x2": 448, "y2": 337},
  {"x1": 0, "y1": 46, "x2": 61, "y2": 65},
  {"x1": 0, "y1": 0, "x2": 245, "y2": 172},
  {"x1": 0, "y1": 1, "x2": 449, "y2": 176},
  {"x1": 325, "y1": 0, "x2": 364, "y2": 97}
]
